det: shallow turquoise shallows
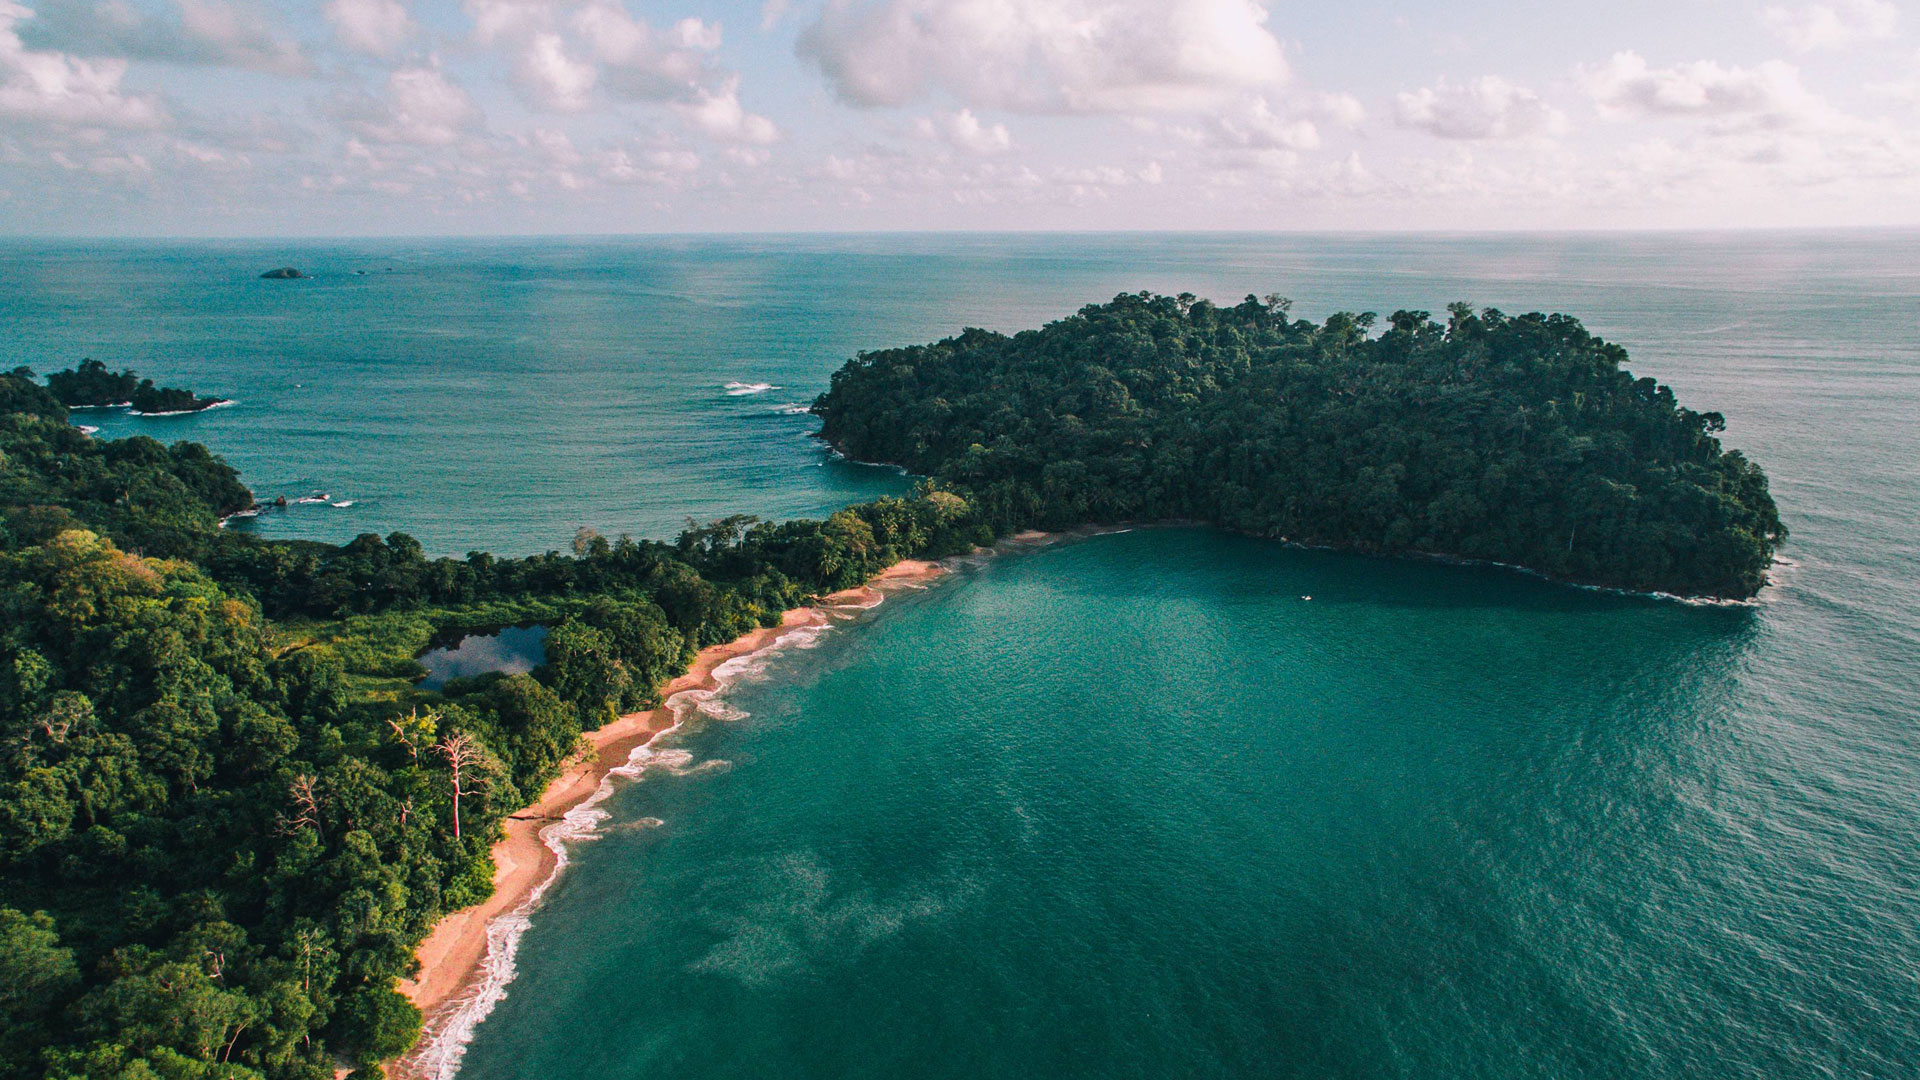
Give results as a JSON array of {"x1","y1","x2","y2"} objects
[{"x1": 3, "y1": 233, "x2": 1916, "y2": 1078}]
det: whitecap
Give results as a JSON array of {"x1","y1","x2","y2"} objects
[
  {"x1": 331, "y1": 500, "x2": 356, "y2": 508},
  {"x1": 724, "y1": 381, "x2": 779, "y2": 396}
]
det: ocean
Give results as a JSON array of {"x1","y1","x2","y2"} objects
[{"x1": 4, "y1": 233, "x2": 1916, "y2": 1078}]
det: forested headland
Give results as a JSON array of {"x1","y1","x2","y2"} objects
[
  {"x1": 814, "y1": 292, "x2": 1783, "y2": 599},
  {"x1": 0, "y1": 367, "x2": 987, "y2": 1080},
  {"x1": 46, "y1": 361, "x2": 230, "y2": 415}
]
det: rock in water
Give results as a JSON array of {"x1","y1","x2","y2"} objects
[{"x1": 260, "y1": 267, "x2": 305, "y2": 279}]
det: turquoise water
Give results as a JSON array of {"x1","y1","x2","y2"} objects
[
  {"x1": 459, "y1": 532, "x2": 1916, "y2": 1079},
  {"x1": 4, "y1": 234, "x2": 1917, "y2": 1077}
]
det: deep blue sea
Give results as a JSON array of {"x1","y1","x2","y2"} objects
[{"x1": 3, "y1": 233, "x2": 1916, "y2": 1079}]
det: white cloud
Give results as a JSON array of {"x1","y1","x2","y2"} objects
[
  {"x1": 915, "y1": 108, "x2": 1011, "y2": 154},
  {"x1": 1580, "y1": 52, "x2": 1823, "y2": 123},
  {"x1": 173, "y1": 0, "x2": 307, "y2": 73},
  {"x1": 574, "y1": 4, "x2": 718, "y2": 100},
  {"x1": 345, "y1": 65, "x2": 482, "y2": 145},
  {"x1": 1577, "y1": 51, "x2": 1920, "y2": 192},
  {"x1": 531, "y1": 126, "x2": 581, "y2": 164},
  {"x1": 673, "y1": 76, "x2": 778, "y2": 143},
  {"x1": 21, "y1": 0, "x2": 311, "y2": 76},
  {"x1": 1132, "y1": 92, "x2": 1358, "y2": 161},
  {"x1": 517, "y1": 30, "x2": 595, "y2": 109},
  {"x1": 596, "y1": 143, "x2": 699, "y2": 184},
  {"x1": 760, "y1": 0, "x2": 790, "y2": 31},
  {"x1": 1211, "y1": 95, "x2": 1323, "y2": 149},
  {"x1": 462, "y1": 0, "x2": 762, "y2": 146},
  {"x1": 0, "y1": 0, "x2": 166, "y2": 128},
  {"x1": 325, "y1": 0, "x2": 416, "y2": 59},
  {"x1": 1395, "y1": 76, "x2": 1567, "y2": 140},
  {"x1": 465, "y1": 0, "x2": 724, "y2": 105},
  {"x1": 796, "y1": 0, "x2": 1290, "y2": 114},
  {"x1": 1761, "y1": 0, "x2": 1898, "y2": 52}
]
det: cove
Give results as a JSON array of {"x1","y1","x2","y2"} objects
[{"x1": 450, "y1": 528, "x2": 1918, "y2": 1080}]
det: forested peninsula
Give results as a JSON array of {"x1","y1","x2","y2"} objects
[
  {"x1": 0, "y1": 294, "x2": 1779, "y2": 1080},
  {"x1": 0, "y1": 368, "x2": 986, "y2": 1080},
  {"x1": 815, "y1": 292, "x2": 1783, "y2": 599}
]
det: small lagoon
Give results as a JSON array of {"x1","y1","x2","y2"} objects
[{"x1": 416, "y1": 626, "x2": 549, "y2": 691}]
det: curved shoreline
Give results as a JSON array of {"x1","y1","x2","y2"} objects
[{"x1": 392, "y1": 558, "x2": 949, "y2": 1079}]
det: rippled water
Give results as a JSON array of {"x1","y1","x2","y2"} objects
[{"x1": 4, "y1": 233, "x2": 1916, "y2": 1078}]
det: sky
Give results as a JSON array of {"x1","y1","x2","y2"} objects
[{"x1": 0, "y1": 0, "x2": 1917, "y2": 233}]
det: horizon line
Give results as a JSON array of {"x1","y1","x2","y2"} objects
[{"x1": 3, "y1": 224, "x2": 1918, "y2": 242}]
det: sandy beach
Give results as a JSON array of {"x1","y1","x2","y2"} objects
[{"x1": 394, "y1": 558, "x2": 948, "y2": 1074}]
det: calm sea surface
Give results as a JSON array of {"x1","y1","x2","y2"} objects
[{"x1": 3, "y1": 234, "x2": 1915, "y2": 1079}]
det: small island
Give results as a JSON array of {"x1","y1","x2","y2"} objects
[
  {"x1": 814, "y1": 292, "x2": 1784, "y2": 599},
  {"x1": 44, "y1": 358, "x2": 231, "y2": 415},
  {"x1": 260, "y1": 266, "x2": 306, "y2": 279}
]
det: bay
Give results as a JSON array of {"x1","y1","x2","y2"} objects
[{"x1": 5, "y1": 232, "x2": 1915, "y2": 1079}]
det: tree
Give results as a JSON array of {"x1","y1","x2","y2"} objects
[{"x1": 434, "y1": 731, "x2": 494, "y2": 840}]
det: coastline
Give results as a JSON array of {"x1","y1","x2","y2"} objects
[{"x1": 392, "y1": 557, "x2": 949, "y2": 1079}]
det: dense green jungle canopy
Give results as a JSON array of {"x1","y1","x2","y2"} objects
[{"x1": 815, "y1": 293, "x2": 1782, "y2": 600}]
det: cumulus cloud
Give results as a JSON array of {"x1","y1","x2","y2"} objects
[
  {"x1": 1211, "y1": 95, "x2": 1325, "y2": 149},
  {"x1": 914, "y1": 108, "x2": 1011, "y2": 154},
  {"x1": 1395, "y1": 76, "x2": 1567, "y2": 140},
  {"x1": 466, "y1": 0, "x2": 720, "y2": 104},
  {"x1": 0, "y1": 0, "x2": 166, "y2": 127},
  {"x1": 1761, "y1": 0, "x2": 1898, "y2": 52},
  {"x1": 21, "y1": 0, "x2": 310, "y2": 75},
  {"x1": 516, "y1": 30, "x2": 594, "y2": 109},
  {"x1": 340, "y1": 64, "x2": 481, "y2": 145},
  {"x1": 1580, "y1": 52, "x2": 1817, "y2": 120},
  {"x1": 460, "y1": 0, "x2": 777, "y2": 141},
  {"x1": 673, "y1": 76, "x2": 777, "y2": 143},
  {"x1": 1577, "y1": 50, "x2": 1920, "y2": 192},
  {"x1": 578, "y1": 7, "x2": 720, "y2": 100},
  {"x1": 325, "y1": 0, "x2": 416, "y2": 58},
  {"x1": 796, "y1": 0, "x2": 1290, "y2": 114},
  {"x1": 1132, "y1": 92, "x2": 1358, "y2": 161}
]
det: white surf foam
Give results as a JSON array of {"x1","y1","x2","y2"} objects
[
  {"x1": 724, "y1": 381, "x2": 779, "y2": 396},
  {"x1": 128, "y1": 399, "x2": 236, "y2": 417},
  {"x1": 403, "y1": 612, "x2": 869, "y2": 1080}
]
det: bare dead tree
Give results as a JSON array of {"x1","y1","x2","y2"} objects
[
  {"x1": 274, "y1": 774, "x2": 323, "y2": 837},
  {"x1": 386, "y1": 707, "x2": 433, "y2": 760},
  {"x1": 437, "y1": 731, "x2": 493, "y2": 840}
]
